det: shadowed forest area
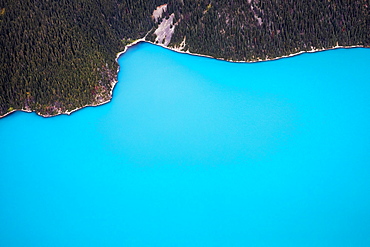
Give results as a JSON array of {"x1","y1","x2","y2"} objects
[{"x1": 1, "y1": 0, "x2": 368, "y2": 117}]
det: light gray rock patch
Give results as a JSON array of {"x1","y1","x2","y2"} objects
[{"x1": 154, "y1": 13, "x2": 176, "y2": 46}]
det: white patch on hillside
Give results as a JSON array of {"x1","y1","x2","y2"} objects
[
  {"x1": 255, "y1": 15, "x2": 263, "y2": 26},
  {"x1": 152, "y1": 4, "x2": 168, "y2": 23},
  {"x1": 154, "y1": 13, "x2": 177, "y2": 46},
  {"x1": 174, "y1": 36, "x2": 186, "y2": 51},
  {"x1": 250, "y1": 2, "x2": 263, "y2": 26}
]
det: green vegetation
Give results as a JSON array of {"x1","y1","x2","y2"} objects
[
  {"x1": 0, "y1": 0, "x2": 166, "y2": 116},
  {"x1": 166, "y1": 0, "x2": 369, "y2": 61},
  {"x1": 0, "y1": 0, "x2": 368, "y2": 117}
]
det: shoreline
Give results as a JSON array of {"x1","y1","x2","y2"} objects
[
  {"x1": 1, "y1": 41, "x2": 368, "y2": 119},
  {"x1": 145, "y1": 40, "x2": 366, "y2": 63},
  {"x1": 0, "y1": 79, "x2": 118, "y2": 119}
]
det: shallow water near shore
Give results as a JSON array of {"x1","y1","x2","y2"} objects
[{"x1": 1, "y1": 44, "x2": 370, "y2": 246}]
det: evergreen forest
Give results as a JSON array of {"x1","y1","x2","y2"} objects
[{"x1": 0, "y1": 0, "x2": 368, "y2": 117}]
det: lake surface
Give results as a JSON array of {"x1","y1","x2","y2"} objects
[{"x1": 1, "y1": 43, "x2": 370, "y2": 246}]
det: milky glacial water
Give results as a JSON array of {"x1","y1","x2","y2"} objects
[{"x1": 1, "y1": 44, "x2": 370, "y2": 246}]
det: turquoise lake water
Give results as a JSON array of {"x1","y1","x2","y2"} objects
[{"x1": 1, "y1": 43, "x2": 370, "y2": 246}]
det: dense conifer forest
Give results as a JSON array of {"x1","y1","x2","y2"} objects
[
  {"x1": 167, "y1": 0, "x2": 369, "y2": 61},
  {"x1": 0, "y1": 0, "x2": 369, "y2": 117}
]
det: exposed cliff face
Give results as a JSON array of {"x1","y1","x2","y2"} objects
[{"x1": 1, "y1": 0, "x2": 369, "y2": 118}]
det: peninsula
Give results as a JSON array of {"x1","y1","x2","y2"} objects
[{"x1": 0, "y1": 0, "x2": 369, "y2": 118}]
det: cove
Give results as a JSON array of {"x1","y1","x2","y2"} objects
[{"x1": 0, "y1": 43, "x2": 370, "y2": 247}]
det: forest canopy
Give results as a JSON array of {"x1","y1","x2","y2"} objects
[{"x1": 0, "y1": 0, "x2": 369, "y2": 117}]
